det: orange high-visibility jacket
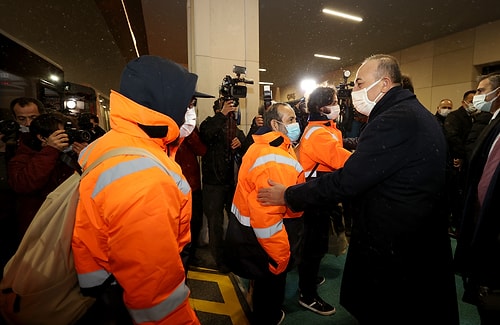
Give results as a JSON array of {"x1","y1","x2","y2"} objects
[
  {"x1": 72, "y1": 91, "x2": 199, "y2": 325},
  {"x1": 298, "y1": 120, "x2": 352, "y2": 177},
  {"x1": 231, "y1": 131, "x2": 304, "y2": 275}
]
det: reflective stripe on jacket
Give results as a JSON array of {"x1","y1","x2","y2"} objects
[
  {"x1": 72, "y1": 91, "x2": 199, "y2": 324},
  {"x1": 299, "y1": 120, "x2": 351, "y2": 177},
  {"x1": 232, "y1": 131, "x2": 304, "y2": 275}
]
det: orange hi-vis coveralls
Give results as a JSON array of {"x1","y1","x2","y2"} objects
[
  {"x1": 231, "y1": 131, "x2": 305, "y2": 275},
  {"x1": 298, "y1": 120, "x2": 352, "y2": 176},
  {"x1": 72, "y1": 91, "x2": 199, "y2": 324}
]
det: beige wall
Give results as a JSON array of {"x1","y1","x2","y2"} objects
[
  {"x1": 277, "y1": 19, "x2": 500, "y2": 114},
  {"x1": 188, "y1": 0, "x2": 259, "y2": 134}
]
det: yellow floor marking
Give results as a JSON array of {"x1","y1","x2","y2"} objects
[{"x1": 188, "y1": 270, "x2": 250, "y2": 325}]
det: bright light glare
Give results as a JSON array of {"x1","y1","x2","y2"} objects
[
  {"x1": 314, "y1": 54, "x2": 341, "y2": 60},
  {"x1": 259, "y1": 68, "x2": 267, "y2": 72},
  {"x1": 49, "y1": 74, "x2": 60, "y2": 82},
  {"x1": 259, "y1": 81, "x2": 274, "y2": 85},
  {"x1": 322, "y1": 8, "x2": 363, "y2": 22},
  {"x1": 66, "y1": 100, "x2": 77, "y2": 109},
  {"x1": 301, "y1": 79, "x2": 317, "y2": 95}
]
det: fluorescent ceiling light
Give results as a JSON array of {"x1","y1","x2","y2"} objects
[
  {"x1": 259, "y1": 68, "x2": 267, "y2": 72},
  {"x1": 314, "y1": 54, "x2": 341, "y2": 60},
  {"x1": 322, "y1": 8, "x2": 363, "y2": 22},
  {"x1": 259, "y1": 81, "x2": 274, "y2": 85}
]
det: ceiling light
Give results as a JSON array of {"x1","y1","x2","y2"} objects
[
  {"x1": 300, "y1": 79, "x2": 317, "y2": 94},
  {"x1": 259, "y1": 68, "x2": 267, "y2": 72},
  {"x1": 322, "y1": 8, "x2": 363, "y2": 22},
  {"x1": 259, "y1": 81, "x2": 274, "y2": 85},
  {"x1": 49, "y1": 74, "x2": 60, "y2": 82},
  {"x1": 314, "y1": 54, "x2": 341, "y2": 60}
]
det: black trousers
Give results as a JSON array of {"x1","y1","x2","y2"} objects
[
  {"x1": 251, "y1": 271, "x2": 287, "y2": 325},
  {"x1": 298, "y1": 207, "x2": 331, "y2": 297}
]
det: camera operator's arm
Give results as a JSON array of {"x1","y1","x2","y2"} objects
[
  {"x1": 200, "y1": 99, "x2": 237, "y2": 143},
  {"x1": 72, "y1": 141, "x2": 89, "y2": 155},
  {"x1": 43, "y1": 129, "x2": 69, "y2": 151},
  {"x1": 221, "y1": 99, "x2": 238, "y2": 116}
]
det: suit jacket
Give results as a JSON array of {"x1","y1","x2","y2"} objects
[{"x1": 454, "y1": 114, "x2": 500, "y2": 302}]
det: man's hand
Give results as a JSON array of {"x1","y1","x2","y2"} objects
[
  {"x1": 221, "y1": 100, "x2": 238, "y2": 116},
  {"x1": 257, "y1": 179, "x2": 287, "y2": 206},
  {"x1": 72, "y1": 141, "x2": 89, "y2": 155},
  {"x1": 231, "y1": 137, "x2": 241, "y2": 149},
  {"x1": 254, "y1": 115, "x2": 264, "y2": 127},
  {"x1": 46, "y1": 130, "x2": 69, "y2": 151}
]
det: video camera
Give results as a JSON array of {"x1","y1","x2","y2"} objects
[
  {"x1": 219, "y1": 65, "x2": 254, "y2": 108},
  {"x1": 336, "y1": 70, "x2": 355, "y2": 135},
  {"x1": 64, "y1": 121, "x2": 93, "y2": 144},
  {"x1": 0, "y1": 119, "x2": 19, "y2": 137}
]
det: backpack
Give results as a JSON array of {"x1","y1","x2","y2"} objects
[{"x1": 0, "y1": 146, "x2": 164, "y2": 325}]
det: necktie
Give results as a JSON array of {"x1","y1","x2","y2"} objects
[{"x1": 477, "y1": 134, "x2": 500, "y2": 207}]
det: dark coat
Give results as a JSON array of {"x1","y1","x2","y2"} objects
[
  {"x1": 199, "y1": 112, "x2": 245, "y2": 186},
  {"x1": 444, "y1": 106, "x2": 472, "y2": 160},
  {"x1": 285, "y1": 87, "x2": 459, "y2": 324},
  {"x1": 454, "y1": 115, "x2": 500, "y2": 305}
]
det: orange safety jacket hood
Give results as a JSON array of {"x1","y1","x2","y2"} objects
[{"x1": 72, "y1": 92, "x2": 198, "y2": 324}]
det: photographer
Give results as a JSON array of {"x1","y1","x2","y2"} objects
[
  {"x1": 8, "y1": 112, "x2": 85, "y2": 241},
  {"x1": 199, "y1": 97, "x2": 245, "y2": 272}
]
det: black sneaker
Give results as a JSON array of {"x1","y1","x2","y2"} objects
[
  {"x1": 299, "y1": 294, "x2": 336, "y2": 316},
  {"x1": 316, "y1": 276, "x2": 326, "y2": 286}
]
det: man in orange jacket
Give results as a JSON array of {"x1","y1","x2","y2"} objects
[
  {"x1": 72, "y1": 56, "x2": 200, "y2": 324},
  {"x1": 228, "y1": 102, "x2": 304, "y2": 325}
]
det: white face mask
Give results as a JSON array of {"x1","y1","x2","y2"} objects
[
  {"x1": 179, "y1": 106, "x2": 197, "y2": 138},
  {"x1": 464, "y1": 102, "x2": 477, "y2": 114},
  {"x1": 439, "y1": 108, "x2": 450, "y2": 117},
  {"x1": 473, "y1": 87, "x2": 499, "y2": 112},
  {"x1": 324, "y1": 105, "x2": 341, "y2": 120},
  {"x1": 351, "y1": 78, "x2": 384, "y2": 116},
  {"x1": 19, "y1": 125, "x2": 30, "y2": 133}
]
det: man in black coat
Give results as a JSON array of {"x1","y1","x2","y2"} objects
[
  {"x1": 257, "y1": 54, "x2": 459, "y2": 324},
  {"x1": 199, "y1": 97, "x2": 245, "y2": 272},
  {"x1": 454, "y1": 72, "x2": 500, "y2": 324},
  {"x1": 444, "y1": 90, "x2": 475, "y2": 235}
]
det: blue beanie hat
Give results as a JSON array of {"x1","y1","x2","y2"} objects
[{"x1": 119, "y1": 55, "x2": 198, "y2": 126}]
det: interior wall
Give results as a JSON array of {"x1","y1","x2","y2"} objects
[{"x1": 278, "y1": 19, "x2": 500, "y2": 113}]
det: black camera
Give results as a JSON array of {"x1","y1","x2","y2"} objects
[
  {"x1": 263, "y1": 85, "x2": 273, "y2": 110},
  {"x1": 64, "y1": 121, "x2": 92, "y2": 144},
  {"x1": 0, "y1": 119, "x2": 19, "y2": 136},
  {"x1": 219, "y1": 65, "x2": 254, "y2": 107},
  {"x1": 336, "y1": 70, "x2": 355, "y2": 135}
]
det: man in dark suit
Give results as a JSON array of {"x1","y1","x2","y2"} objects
[
  {"x1": 454, "y1": 72, "x2": 500, "y2": 324},
  {"x1": 257, "y1": 54, "x2": 459, "y2": 324}
]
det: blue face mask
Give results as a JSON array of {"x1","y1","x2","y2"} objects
[{"x1": 285, "y1": 122, "x2": 301, "y2": 142}]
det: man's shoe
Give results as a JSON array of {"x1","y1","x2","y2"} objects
[
  {"x1": 316, "y1": 276, "x2": 326, "y2": 286},
  {"x1": 299, "y1": 294, "x2": 336, "y2": 316}
]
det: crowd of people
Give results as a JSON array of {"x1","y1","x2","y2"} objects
[{"x1": 0, "y1": 54, "x2": 499, "y2": 325}]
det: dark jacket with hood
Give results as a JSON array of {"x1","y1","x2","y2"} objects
[{"x1": 283, "y1": 86, "x2": 459, "y2": 324}]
